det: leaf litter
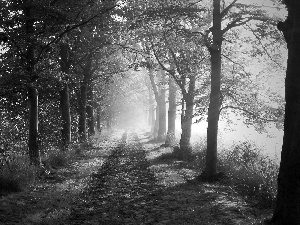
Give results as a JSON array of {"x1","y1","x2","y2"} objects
[{"x1": 0, "y1": 130, "x2": 271, "y2": 224}]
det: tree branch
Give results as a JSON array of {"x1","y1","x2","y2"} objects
[
  {"x1": 220, "y1": 105, "x2": 279, "y2": 122},
  {"x1": 221, "y1": 53, "x2": 251, "y2": 76},
  {"x1": 149, "y1": 39, "x2": 186, "y2": 94},
  {"x1": 37, "y1": 4, "x2": 117, "y2": 61},
  {"x1": 222, "y1": 17, "x2": 252, "y2": 34},
  {"x1": 221, "y1": 0, "x2": 238, "y2": 18},
  {"x1": 244, "y1": 23, "x2": 285, "y2": 70},
  {"x1": 222, "y1": 15, "x2": 277, "y2": 35}
]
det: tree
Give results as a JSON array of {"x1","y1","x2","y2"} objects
[
  {"x1": 146, "y1": 76, "x2": 156, "y2": 133},
  {"x1": 165, "y1": 66, "x2": 177, "y2": 146},
  {"x1": 147, "y1": 66, "x2": 167, "y2": 141},
  {"x1": 203, "y1": 0, "x2": 222, "y2": 176},
  {"x1": 0, "y1": 0, "x2": 117, "y2": 164},
  {"x1": 122, "y1": 0, "x2": 204, "y2": 146},
  {"x1": 151, "y1": 30, "x2": 209, "y2": 157},
  {"x1": 268, "y1": 0, "x2": 300, "y2": 224},
  {"x1": 77, "y1": 55, "x2": 92, "y2": 142},
  {"x1": 196, "y1": 0, "x2": 281, "y2": 177},
  {"x1": 59, "y1": 43, "x2": 72, "y2": 150}
]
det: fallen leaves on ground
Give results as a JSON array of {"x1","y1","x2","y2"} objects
[{"x1": 0, "y1": 130, "x2": 272, "y2": 225}]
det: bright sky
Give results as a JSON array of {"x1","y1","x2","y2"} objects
[{"x1": 238, "y1": 0, "x2": 287, "y2": 18}]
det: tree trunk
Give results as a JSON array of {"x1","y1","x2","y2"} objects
[
  {"x1": 25, "y1": 5, "x2": 40, "y2": 165},
  {"x1": 204, "y1": 0, "x2": 222, "y2": 176},
  {"x1": 270, "y1": 2, "x2": 300, "y2": 224},
  {"x1": 60, "y1": 84, "x2": 71, "y2": 150},
  {"x1": 59, "y1": 44, "x2": 71, "y2": 150},
  {"x1": 148, "y1": 67, "x2": 160, "y2": 139},
  {"x1": 153, "y1": 106, "x2": 159, "y2": 139},
  {"x1": 106, "y1": 105, "x2": 113, "y2": 130},
  {"x1": 148, "y1": 80, "x2": 155, "y2": 133},
  {"x1": 157, "y1": 96, "x2": 166, "y2": 141},
  {"x1": 149, "y1": 69, "x2": 167, "y2": 142},
  {"x1": 106, "y1": 117, "x2": 110, "y2": 129},
  {"x1": 149, "y1": 95, "x2": 155, "y2": 133},
  {"x1": 96, "y1": 107, "x2": 101, "y2": 132},
  {"x1": 179, "y1": 96, "x2": 193, "y2": 157},
  {"x1": 28, "y1": 86, "x2": 40, "y2": 165},
  {"x1": 157, "y1": 90, "x2": 166, "y2": 141},
  {"x1": 87, "y1": 84, "x2": 95, "y2": 137},
  {"x1": 157, "y1": 70, "x2": 167, "y2": 141},
  {"x1": 151, "y1": 106, "x2": 156, "y2": 134},
  {"x1": 78, "y1": 57, "x2": 92, "y2": 143},
  {"x1": 165, "y1": 76, "x2": 177, "y2": 146},
  {"x1": 78, "y1": 81, "x2": 87, "y2": 143}
]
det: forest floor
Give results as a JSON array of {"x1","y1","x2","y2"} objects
[{"x1": 0, "y1": 130, "x2": 273, "y2": 225}]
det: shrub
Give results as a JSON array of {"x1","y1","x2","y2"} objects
[
  {"x1": 218, "y1": 141, "x2": 279, "y2": 208},
  {"x1": 42, "y1": 150, "x2": 70, "y2": 169},
  {"x1": 190, "y1": 138, "x2": 207, "y2": 170},
  {"x1": 0, "y1": 155, "x2": 38, "y2": 195},
  {"x1": 190, "y1": 140, "x2": 278, "y2": 208}
]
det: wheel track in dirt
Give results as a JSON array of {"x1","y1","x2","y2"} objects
[{"x1": 67, "y1": 131, "x2": 267, "y2": 225}]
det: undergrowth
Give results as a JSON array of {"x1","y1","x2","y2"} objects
[
  {"x1": 0, "y1": 155, "x2": 38, "y2": 195},
  {"x1": 0, "y1": 135, "x2": 99, "y2": 195},
  {"x1": 192, "y1": 140, "x2": 279, "y2": 208},
  {"x1": 154, "y1": 138, "x2": 279, "y2": 208},
  {"x1": 219, "y1": 141, "x2": 278, "y2": 208}
]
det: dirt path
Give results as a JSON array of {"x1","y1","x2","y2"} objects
[{"x1": 0, "y1": 130, "x2": 270, "y2": 224}]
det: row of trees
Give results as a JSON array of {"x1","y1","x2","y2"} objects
[
  {"x1": 1, "y1": 0, "x2": 298, "y2": 223},
  {"x1": 0, "y1": 0, "x2": 285, "y2": 167},
  {"x1": 127, "y1": 0, "x2": 285, "y2": 178},
  {"x1": 0, "y1": 0, "x2": 130, "y2": 164}
]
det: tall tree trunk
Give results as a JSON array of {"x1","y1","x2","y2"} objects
[
  {"x1": 157, "y1": 70, "x2": 167, "y2": 141},
  {"x1": 25, "y1": 5, "x2": 40, "y2": 165},
  {"x1": 78, "y1": 81, "x2": 87, "y2": 143},
  {"x1": 60, "y1": 85, "x2": 71, "y2": 150},
  {"x1": 149, "y1": 92, "x2": 155, "y2": 133},
  {"x1": 78, "y1": 57, "x2": 92, "y2": 143},
  {"x1": 106, "y1": 117, "x2": 110, "y2": 129},
  {"x1": 157, "y1": 96, "x2": 166, "y2": 141},
  {"x1": 87, "y1": 84, "x2": 95, "y2": 137},
  {"x1": 204, "y1": 0, "x2": 222, "y2": 176},
  {"x1": 151, "y1": 105, "x2": 155, "y2": 134},
  {"x1": 179, "y1": 96, "x2": 193, "y2": 156},
  {"x1": 178, "y1": 74, "x2": 195, "y2": 158},
  {"x1": 148, "y1": 67, "x2": 160, "y2": 139},
  {"x1": 148, "y1": 80, "x2": 155, "y2": 133},
  {"x1": 165, "y1": 75, "x2": 177, "y2": 146},
  {"x1": 149, "y1": 68, "x2": 166, "y2": 141},
  {"x1": 96, "y1": 107, "x2": 101, "y2": 132},
  {"x1": 28, "y1": 86, "x2": 40, "y2": 165},
  {"x1": 153, "y1": 106, "x2": 159, "y2": 139},
  {"x1": 106, "y1": 105, "x2": 113, "y2": 130},
  {"x1": 270, "y1": 2, "x2": 300, "y2": 224},
  {"x1": 59, "y1": 44, "x2": 71, "y2": 150}
]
